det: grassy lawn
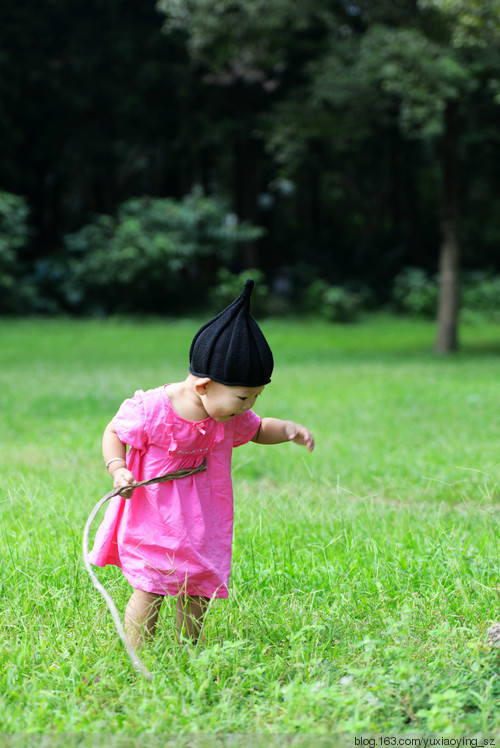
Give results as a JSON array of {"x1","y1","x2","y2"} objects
[{"x1": 1, "y1": 314, "x2": 500, "y2": 738}]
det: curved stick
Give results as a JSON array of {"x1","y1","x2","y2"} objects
[{"x1": 82, "y1": 459, "x2": 207, "y2": 680}]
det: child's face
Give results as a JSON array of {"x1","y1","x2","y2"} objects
[{"x1": 200, "y1": 381, "x2": 265, "y2": 422}]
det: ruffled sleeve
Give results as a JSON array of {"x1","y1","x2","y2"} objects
[
  {"x1": 231, "y1": 409, "x2": 261, "y2": 448},
  {"x1": 113, "y1": 390, "x2": 149, "y2": 451}
]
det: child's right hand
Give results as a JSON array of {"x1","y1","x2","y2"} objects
[{"x1": 112, "y1": 467, "x2": 136, "y2": 499}]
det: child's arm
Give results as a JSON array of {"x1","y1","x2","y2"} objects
[
  {"x1": 102, "y1": 420, "x2": 136, "y2": 496},
  {"x1": 252, "y1": 417, "x2": 315, "y2": 452}
]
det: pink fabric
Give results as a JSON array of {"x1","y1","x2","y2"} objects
[{"x1": 88, "y1": 386, "x2": 261, "y2": 598}]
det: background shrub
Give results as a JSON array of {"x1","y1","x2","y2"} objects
[
  {"x1": 58, "y1": 191, "x2": 265, "y2": 315},
  {"x1": 462, "y1": 271, "x2": 500, "y2": 322},
  {"x1": 391, "y1": 267, "x2": 438, "y2": 319},
  {"x1": 209, "y1": 267, "x2": 271, "y2": 316},
  {"x1": 302, "y1": 279, "x2": 364, "y2": 322},
  {"x1": 392, "y1": 267, "x2": 500, "y2": 322},
  {"x1": 0, "y1": 192, "x2": 30, "y2": 313}
]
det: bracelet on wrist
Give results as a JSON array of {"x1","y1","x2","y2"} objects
[{"x1": 105, "y1": 457, "x2": 127, "y2": 469}]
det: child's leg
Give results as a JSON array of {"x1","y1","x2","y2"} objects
[
  {"x1": 175, "y1": 595, "x2": 209, "y2": 644},
  {"x1": 125, "y1": 589, "x2": 164, "y2": 649}
]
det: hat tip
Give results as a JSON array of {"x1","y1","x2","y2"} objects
[{"x1": 243, "y1": 278, "x2": 254, "y2": 296}]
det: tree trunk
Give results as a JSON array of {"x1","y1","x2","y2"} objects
[
  {"x1": 435, "y1": 100, "x2": 460, "y2": 353},
  {"x1": 233, "y1": 136, "x2": 259, "y2": 268}
]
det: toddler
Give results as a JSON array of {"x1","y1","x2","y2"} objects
[{"x1": 88, "y1": 280, "x2": 314, "y2": 648}]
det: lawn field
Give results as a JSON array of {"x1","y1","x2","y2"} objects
[{"x1": 1, "y1": 315, "x2": 500, "y2": 741}]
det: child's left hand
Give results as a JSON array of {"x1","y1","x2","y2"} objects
[{"x1": 285, "y1": 422, "x2": 315, "y2": 452}]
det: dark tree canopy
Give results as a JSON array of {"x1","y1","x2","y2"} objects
[{"x1": 1, "y1": 0, "x2": 500, "y2": 338}]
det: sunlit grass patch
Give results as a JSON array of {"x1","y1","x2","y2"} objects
[{"x1": 1, "y1": 315, "x2": 500, "y2": 734}]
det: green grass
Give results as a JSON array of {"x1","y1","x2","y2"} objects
[{"x1": 1, "y1": 314, "x2": 500, "y2": 738}]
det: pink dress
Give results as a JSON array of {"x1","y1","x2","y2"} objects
[{"x1": 88, "y1": 386, "x2": 261, "y2": 598}]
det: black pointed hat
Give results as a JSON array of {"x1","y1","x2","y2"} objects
[{"x1": 189, "y1": 279, "x2": 274, "y2": 386}]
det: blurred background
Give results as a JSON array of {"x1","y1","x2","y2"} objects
[{"x1": 1, "y1": 0, "x2": 500, "y2": 335}]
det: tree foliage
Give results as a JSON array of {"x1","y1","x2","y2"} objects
[
  {"x1": 419, "y1": 0, "x2": 500, "y2": 46},
  {"x1": 1, "y1": 1, "x2": 500, "y2": 329},
  {"x1": 157, "y1": 0, "x2": 500, "y2": 349},
  {"x1": 57, "y1": 191, "x2": 264, "y2": 314},
  {"x1": 0, "y1": 192, "x2": 30, "y2": 311}
]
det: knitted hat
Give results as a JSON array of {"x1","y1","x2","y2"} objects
[{"x1": 189, "y1": 279, "x2": 274, "y2": 387}]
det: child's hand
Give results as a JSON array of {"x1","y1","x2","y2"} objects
[
  {"x1": 285, "y1": 422, "x2": 315, "y2": 452},
  {"x1": 112, "y1": 467, "x2": 136, "y2": 498}
]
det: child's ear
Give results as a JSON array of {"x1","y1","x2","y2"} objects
[{"x1": 194, "y1": 377, "x2": 212, "y2": 396}]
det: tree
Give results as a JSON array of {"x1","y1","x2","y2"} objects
[
  {"x1": 260, "y1": 8, "x2": 492, "y2": 351},
  {"x1": 419, "y1": 0, "x2": 500, "y2": 350},
  {"x1": 310, "y1": 20, "x2": 473, "y2": 352},
  {"x1": 1, "y1": 0, "x2": 499, "y2": 315},
  {"x1": 0, "y1": 0, "x2": 201, "y2": 258},
  {"x1": 295, "y1": 3, "x2": 500, "y2": 351},
  {"x1": 158, "y1": 0, "x2": 343, "y2": 270},
  {"x1": 158, "y1": 0, "x2": 500, "y2": 350}
]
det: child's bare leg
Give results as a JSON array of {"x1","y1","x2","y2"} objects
[
  {"x1": 125, "y1": 589, "x2": 163, "y2": 649},
  {"x1": 176, "y1": 595, "x2": 209, "y2": 644}
]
